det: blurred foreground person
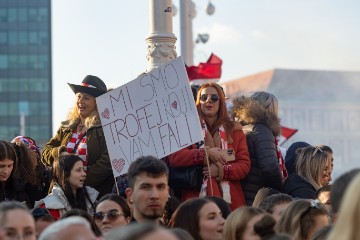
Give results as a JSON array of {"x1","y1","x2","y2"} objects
[
  {"x1": 38, "y1": 216, "x2": 96, "y2": 240},
  {"x1": 105, "y1": 223, "x2": 178, "y2": 240},
  {"x1": 0, "y1": 201, "x2": 36, "y2": 240},
  {"x1": 328, "y1": 173, "x2": 360, "y2": 240}
]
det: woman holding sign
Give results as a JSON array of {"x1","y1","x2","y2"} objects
[
  {"x1": 42, "y1": 75, "x2": 113, "y2": 197},
  {"x1": 168, "y1": 82, "x2": 251, "y2": 210}
]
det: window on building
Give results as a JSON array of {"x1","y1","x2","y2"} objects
[
  {"x1": 0, "y1": 9, "x2": 7, "y2": 22},
  {"x1": 18, "y1": 8, "x2": 27, "y2": 22},
  {"x1": 28, "y1": 8, "x2": 37, "y2": 22},
  {"x1": 8, "y1": 8, "x2": 16, "y2": 22},
  {"x1": 0, "y1": 32, "x2": 7, "y2": 44},
  {"x1": 0, "y1": 55, "x2": 8, "y2": 69}
]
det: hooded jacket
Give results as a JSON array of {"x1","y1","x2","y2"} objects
[
  {"x1": 42, "y1": 119, "x2": 113, "y2": 197},
  {"x1": 232, "y1": 97, "x2": 283, "y2": 206},
  {"x1": 283, "y1": 174, "x2": 316, "y2": 199}
]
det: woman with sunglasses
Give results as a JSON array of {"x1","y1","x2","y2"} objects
[
  {"x1": 169, "y1": 83, "x2": 250, "y2": 210},
  {"x1": 232, "y1": 92, "x2": 285, "y2": 206},
  {"x1": 93, "y1": 194, "x2": 131, "y2": 235},
  {"x1": 34, "y1": 155, "x2": 98, "y2": 220},
  {"x1": 283, "y1": 146, "x2": 332, "y2": 199}
]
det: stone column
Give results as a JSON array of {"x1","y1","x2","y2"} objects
[
  {"x1": 180, "y1": 0, "x2": 195, "y2": 66},
  {"x1": 146, "y1": 0, "x2": 177, "y2": 72}
]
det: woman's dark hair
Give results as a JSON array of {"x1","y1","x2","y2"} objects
[
  {"x1": 96, "y1": 194, "x2": 131, "y2": 219},
  {"x1": 61, "y1": 209, "x2": 102, "y2": 237},
  {"x1": 170, "y1": 198, "x2": 212, "y2": 240},
  {"x1": 205, "y1": 196, "x2": 232, "y2": 219},
  {"x1": 11, "y1": 142, "x2": 36, "y2": 185},
  {"x1": 0, "y1": 140, "x2": 17, "y2": 171},
  {"x1": 53, "y1": 155, "x2": 95, "y2": 212}
]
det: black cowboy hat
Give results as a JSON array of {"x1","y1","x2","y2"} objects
[{"x1": 68, "y1": 75, "x2": 107, "y2": 98}]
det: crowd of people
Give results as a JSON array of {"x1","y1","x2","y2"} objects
[{"x1": 0, "y1": 75, "x2": 358, "y2": 240}]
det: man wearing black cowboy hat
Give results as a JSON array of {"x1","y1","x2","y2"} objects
[{"x1": 42, "y1": 75, "x2": 113, "y2": 198}]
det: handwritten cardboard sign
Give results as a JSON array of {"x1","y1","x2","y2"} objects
[{"x1": 96, "y1": 57, "x2": 203, "y2": 177}]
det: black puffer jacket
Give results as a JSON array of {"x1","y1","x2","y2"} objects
[
  {"x1": 283, "y1": 174, "x2": 316, "y2": 199},
  {"x1": 232, "y1": 97, "x2": 283, "y2": 206}
]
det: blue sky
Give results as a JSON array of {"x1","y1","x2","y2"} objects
[{"x1": 52, "y1": 0, "x2": 360, "y2": 133}]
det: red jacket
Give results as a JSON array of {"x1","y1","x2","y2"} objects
[{"x1": 169, "y1": 129, "x2": 250, "y2": 210}]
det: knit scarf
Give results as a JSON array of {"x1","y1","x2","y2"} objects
[
  {"x1": 275, "y1": 138, "x2": 288, "y2": 181},
  {"x1": 200, "y1": 120, "x2": 231, "y2": 203}
]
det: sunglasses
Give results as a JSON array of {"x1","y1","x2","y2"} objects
[
  {"x1": 93, "y1": 209, "x2": 124, "y2": 222},
  {"x1": 200, "y1": 94, "x2": 219, "y2": 103}
]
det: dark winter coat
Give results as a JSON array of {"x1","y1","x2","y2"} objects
[
  {"x1": 42, "y1": 120, "x2": 113, "y2": 198},
  {"x1": 0, "y1": 178, "x2": 37, "y2": 208},
  {"x1": 232, "y1": 97, "x2": 283, "y2": 206},
  {"x1": 283, "y1": 174, "x2": 316, "y2": 199}
]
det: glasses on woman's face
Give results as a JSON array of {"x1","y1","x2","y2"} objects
[
  {"x1": 93, "y1": 209, "x2": 124, "y2": 222},
  {"x1": 200, "y1": 94, "x2": 219, "y2": 103}
]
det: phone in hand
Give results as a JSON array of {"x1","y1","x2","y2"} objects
[{"x1": 219, "y1": 149, "x2": 235, "y2": 162}]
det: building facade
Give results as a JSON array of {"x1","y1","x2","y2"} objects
[
  {"x1": 0, "y1": 0, "x2": 52, "y2": 144},
  {"x1": 221, "y1": 69, "x2": 360, "y2": 178}
]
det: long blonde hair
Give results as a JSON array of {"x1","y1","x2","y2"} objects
[
  {"x1": 328, "y1": 173, "x2": 360, "y2": 240},
  {"x1": 66, "y1": 96, "x2": 100, "y2": 128},
  {"x1": 296, "y1": 146, "x2": 332, "y2": 190},
  {"x1": 224, "y1": 207, "x2": 265, "y2": 240},
  {"x1": 275, "y1": 200, "x2": 328, "y2": 240}
]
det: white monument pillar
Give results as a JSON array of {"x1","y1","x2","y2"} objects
[
  {"x1": 146, "y1": 0, "x2": 177, "y2": 72},
  {"x1": 179, "y1": 0, "x2": 195, "y2": 66}
]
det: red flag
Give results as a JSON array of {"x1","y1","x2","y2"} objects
[
  {"x1": 279, "y1": 126, "x2": 298, "y2": 146},
  {"x1": 186, "y1": 53, "x2": 222, "y2": 83}
]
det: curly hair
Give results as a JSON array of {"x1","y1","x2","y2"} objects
[
  {"x1": 11, "y1": 142, "x2": 36, "y2": 185},
  {"x1": 66, "y1": 93, "x2": 100, "y2": 128}
]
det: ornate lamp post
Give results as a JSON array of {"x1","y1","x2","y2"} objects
[{"x1": 146, "y1": 0, "x2": 177, "y2": 72}]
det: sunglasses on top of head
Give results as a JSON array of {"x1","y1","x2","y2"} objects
[
  {"x1": 93, "y1": 209, "x2": 124, "y2": 222},
  {"x1": 200, "y1": 94, "x2": 219, "y2": 103}
]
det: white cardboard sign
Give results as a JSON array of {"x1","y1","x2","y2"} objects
[{"x1": 96, "y1": 57, "x2": 203, "y2": 177}]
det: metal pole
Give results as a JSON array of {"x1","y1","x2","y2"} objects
[
  {"x1": 146, "y1": 0, "x2": 177, "y2": 72},
  {"x1": 20, "y1": 112, "x2": 25, "y2": 136}
]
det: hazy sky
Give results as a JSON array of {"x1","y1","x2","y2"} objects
[{"x1": 52, "y1": 0, "x2": 360, "y2": 134}]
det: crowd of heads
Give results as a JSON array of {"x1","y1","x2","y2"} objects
[{"x1": 1, "y1": 78, "x2": 359, "y2": 240}]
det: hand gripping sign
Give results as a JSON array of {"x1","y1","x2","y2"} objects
[{"x1": 96, "y1": 57, "x2": 203, "y2": 177}]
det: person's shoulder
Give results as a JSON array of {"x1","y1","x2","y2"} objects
[{"x1": 85, "y1": 186, "x2": 99, "y2": 202}]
